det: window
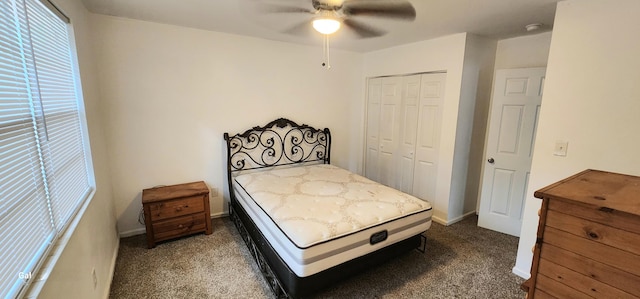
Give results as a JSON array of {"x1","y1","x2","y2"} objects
[{"x1": 0, "y1": 0, "x2": 93, "y2": 298}]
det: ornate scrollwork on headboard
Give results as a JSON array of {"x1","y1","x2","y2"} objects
[{"x1": 224, "y1": 118, "x2": 331, "y2": 175}]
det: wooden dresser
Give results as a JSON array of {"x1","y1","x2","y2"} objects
[
  {"x1": 142, "y1": 181, "x2": 212, "y2": 248},
  {"x1": 523, "y1": 169, "x2": 640, "y2": 298}
]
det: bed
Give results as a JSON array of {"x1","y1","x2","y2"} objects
[{"x1": 224, "y1": 118, "x2": 432, "y2": 298}]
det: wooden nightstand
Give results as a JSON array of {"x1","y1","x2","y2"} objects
[{"x1": 142, "y1": 181, "x2": 212, "y2": 248}]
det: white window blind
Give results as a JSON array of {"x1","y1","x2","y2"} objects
[{"x1": 0, "y1": 0, "x2": 92, "y2": 298}]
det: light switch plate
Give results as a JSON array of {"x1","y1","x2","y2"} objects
[{"x1": 554, "y1": 141, "x2": 568, "y2": 156}]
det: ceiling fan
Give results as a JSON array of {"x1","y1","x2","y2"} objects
[{"x1": 258, "y1": 0, "x2": 417, "y2": 38}]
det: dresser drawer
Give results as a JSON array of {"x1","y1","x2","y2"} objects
[
  {"x1": 545, "y1": 209, "x2": 640, "y2": 255},
  {"x1": 148, "y1": 195, "x2": 205, "y2": 221},
  {"x1": 535, "y1": 273, "x2": 592, "y2": 299},
  {"x1": 537, "y1": 257, "x2": 636, "y2": 298},
  {"x1": 540, "y1": 243, "x2": 640, "y2": 297},
  {"x1": 548, "y1": 199, "x2": 640, "y2": 234},
  {"x1": 543, "y1": 226, "x2": 640, "y2": 277},
  {"x1": 152, "y1": 213, "x2": 207, "y2": 241}
]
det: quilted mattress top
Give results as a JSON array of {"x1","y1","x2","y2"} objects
[{"x1": 234, "y1": 164, "x2": 432, "y2": 248}]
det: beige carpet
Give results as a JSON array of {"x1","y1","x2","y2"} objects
[{"x1": 109, "y1": 215, "x2": 524, "y2": 298}]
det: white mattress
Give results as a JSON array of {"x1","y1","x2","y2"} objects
[{"x1": 233, "y1": 164, "x2": 432, "y2": 277}]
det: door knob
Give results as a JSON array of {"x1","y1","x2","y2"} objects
[{"x1": 488, "y1": 158, "x2": 495, "y2": 164}]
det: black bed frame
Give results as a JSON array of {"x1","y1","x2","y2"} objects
[{"x1": 224, "y1": 118, "x2": 423, "y2": 298}]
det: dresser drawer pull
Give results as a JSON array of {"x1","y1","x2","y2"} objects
[
  {"x1": 177, "y1": 221, "x2": 195, "y2": 230},
  {"x1": 175, "y1": 204, "x2": 190, "y2": 212},
  {"x1": 599, "y1": 207, "x2": 614, "y2": 213},
  {"x1": 587, "y1": 231, "x2": 599, "y2": 240}
]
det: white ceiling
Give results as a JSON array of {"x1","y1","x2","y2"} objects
[{"x1": 80, "y1": 0, "x2": 560, "y2": 52}]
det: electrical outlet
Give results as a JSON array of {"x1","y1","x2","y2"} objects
[
  {"x1": 554, "y1": 141, "x2": 568, "y2": 157},
  {"x1": 211, "y1": 187, "x2": 218, "y2": 197},
  {"x1": 92, "y1": 268, "x2": 97, "y2": 289}
]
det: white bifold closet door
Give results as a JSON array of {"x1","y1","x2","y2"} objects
[{"x1": 365, "y1": 73, "x2": 446, "y2": 203}]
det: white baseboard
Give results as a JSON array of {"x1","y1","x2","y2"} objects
[
  {"x1": 512, "y1": 266, "x2": 531, "y2": 279},
  {"x1": 432, "y1": 211, "x2": 476, "y2": 226},
  {"x1": 118, "y1": 213, "x2": 230, "y2": 238},
  {"x1": 118, "y1": 227, "x2": 146, "y2": 238},
  {"x1": 211, "y1": 211, "x2": 229, "y2": 218},
  {"x1": 432, "y1": 216, "x2": 446, "y2": 225}
]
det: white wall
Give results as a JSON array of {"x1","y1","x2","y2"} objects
[
  {"x1": 514, "y1": 0, "x2": 640, "y2": 278},
  {"x1": 459, "y1": 34, "x2": 497, "y2": 218},
  {"x1": 33, "y1": 1, "x2": 119, "y2": 298},
  {"x1": 92, "y1": 15, "x2": 364, "y2": 236},
  {"x1": 494, "y1": 32, "x2": 552, "y2": 70},
  {"x1": 363, "y1": 33, "x2": 492, "y2": 224}
]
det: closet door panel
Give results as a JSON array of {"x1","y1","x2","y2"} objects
[
  {"x1": 413, "y1": 73, "x2": 446, "y2": 202},
  {"x1": 377, "y1": 76, "x2": 403, "y2": 188},
  {"x1": 398, "y1": 75, "x2": 421, "y2": 193}
]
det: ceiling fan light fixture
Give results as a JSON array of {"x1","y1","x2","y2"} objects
[{"x1": 313, "y1": 18, "x2": 341, "y2": 34}]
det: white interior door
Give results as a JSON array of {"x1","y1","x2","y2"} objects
[
  {"x1": 377, "y1": 76, "x2": 403, "y2": 188},
  {"x1": 398, "y1": 75, "x2": 422, "y2": 193},
  {"x1": 478, "y1": 67, "x2": 546, "y2": 237},
  {"x1": 412, "y1": 73, "x2": 446, "y2": 203}
]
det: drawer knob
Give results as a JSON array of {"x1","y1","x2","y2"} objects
[
  {"x1": 587, "y1": 231, "x2": 599, "y2": 239},
  {"x1": 176, "y1": 206, "x2": 183, "y2": 212},
  {"x1": 599, "y1": 207, "x2": 614, "y2": 213},
  {"x1": 177, "y1": 222, "x2": 195, "y2": 230},
  {"x1": 537, "y1": 209, "x2": 541, "y2": 216},
  {"x1": 531, "y1": 245, "x2": 535, "y2": 253}
]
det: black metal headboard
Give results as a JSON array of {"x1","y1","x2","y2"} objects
[{"x1": 223, "y1": 118, "x2": 331, "y2": 199}]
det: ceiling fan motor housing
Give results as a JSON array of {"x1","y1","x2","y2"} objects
[{"x1": 312, "y1": 0, "x2": 344, "y2": 12}]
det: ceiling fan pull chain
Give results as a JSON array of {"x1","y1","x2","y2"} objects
[
  {"x1": 322, "y1": 34, "x2": 327, "y2": 67},
  {"x1": 326, "y1": 35, "x2": 331, "y2": 69},
  {"x1": 322, "y1": 34, "x2": 331, "y2": 69}
]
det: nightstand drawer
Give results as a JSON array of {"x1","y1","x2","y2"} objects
[
  {"x1": 148, "y1": 195, "x2": 204, "y2": 221},
  {"x1": 153, "y1": 213, "x2": 207, "y2": 241}
]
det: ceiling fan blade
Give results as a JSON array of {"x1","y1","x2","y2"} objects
[
  {"x1": 283, "y1": 20, "x2": 313, "y2": 36},
  {"x1": 343, "y1": 19, "x2": 386, "y2": 38},
  {"x1": 343, "y1": 1, "x2": 416, "y2": 20},
  {"x1": 256, "y1": 3, "x2": 315, "y2": 14}
]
